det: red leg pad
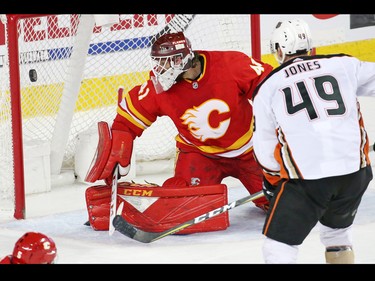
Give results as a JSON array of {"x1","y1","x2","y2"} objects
[
  {"x1": 85, "y1": 185, "x2": 112, "y2": 230},
  {"x1": 85, "y1": 182, "x2": 230, "y2": 234},
  {"x1": 117, "y1": 182, "x2": 229, "y2": 234}
]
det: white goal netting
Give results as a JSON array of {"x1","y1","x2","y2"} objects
[{"x1": 0, "y1": 14, "x2": 255, "y2": 217}]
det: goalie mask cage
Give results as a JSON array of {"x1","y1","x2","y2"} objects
[{"x1": 0, "y1": 14, "x2": 261, "y2": 219}]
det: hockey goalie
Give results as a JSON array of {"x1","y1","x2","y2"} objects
[
  {"x1": 83, "y1": 29, "x2": 273, "y2": 233},
  {"x1": 84, "y1": 121, "x2": 229, "y2": 234}
]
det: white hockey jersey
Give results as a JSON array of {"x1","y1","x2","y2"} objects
[{"x1": 252, "y1": 54, "x2": 375, "y2": 184}]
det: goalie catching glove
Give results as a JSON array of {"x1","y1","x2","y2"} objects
[{"x1": 85, "y1": 121, "x2": 133, "y2": 185}]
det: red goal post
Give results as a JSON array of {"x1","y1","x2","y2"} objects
[{"x1": 0, "y1": 14, "x2": 261, "y2": 219}]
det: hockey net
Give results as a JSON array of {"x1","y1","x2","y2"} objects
[{"x1": 0, "y1": 14, "x2": 260, "y2": 219}]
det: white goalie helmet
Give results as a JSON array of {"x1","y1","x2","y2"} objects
[
  {"x1": 150, "y1": 32, "x2": 194, "y2": 93},
  {"x1": 270, "y1": 18, "x2": 313, "y2": 65}
]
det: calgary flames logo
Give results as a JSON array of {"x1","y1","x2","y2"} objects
[{"x1": 181, "y1": 99, "x2": 230, "y2": 141}]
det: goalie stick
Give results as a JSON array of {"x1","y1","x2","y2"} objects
[
  {"x1": 112, "y1": 190, "x2": 264, "y2": 243},
  {"x1": 109, "y1": 164, "x2": 119, "y2": 236},
  {"x1": 150, "y1": 14, "x2": 196, "y2": 45},
  {"x1": 104, "y1": 15, "x2": 196, "y2": 236}
]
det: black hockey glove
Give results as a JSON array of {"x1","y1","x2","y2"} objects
[{"x1": 262, "y1": 178, "x2": 277, "y2": 201}]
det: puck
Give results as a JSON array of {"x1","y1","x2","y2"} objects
[{"x1": 29, "y1": 69, "x2": 37, "y2": 82}]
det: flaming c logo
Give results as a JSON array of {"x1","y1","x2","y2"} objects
[{"x1": 181, "y1": 99, "x2": 230, "y2": 142}]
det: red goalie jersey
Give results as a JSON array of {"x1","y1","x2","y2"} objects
[{"x1": 113, "y1": 50, "x2": 272, "y2": 159}]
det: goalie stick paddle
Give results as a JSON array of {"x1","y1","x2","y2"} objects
[
  {"x1": 112, "y1": 190, "x2": 265, "y2": 243},
  {"x1": 108, "y1": 164, "x2": 119, "y2": 236},
  {"x1": 150, "y1": 14, "x2": 196, "y2": 45}
]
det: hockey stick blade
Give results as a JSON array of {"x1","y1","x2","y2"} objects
[{"x1": 113, "y1": 190, "x2": 264, "y2": 243}]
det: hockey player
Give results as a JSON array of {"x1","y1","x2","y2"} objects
[
  {"x1": 252, "y1": 18, "x2": 375, "y2": 263},
  {"x1": 0, "y1": 232, "x2": 57, "y2": 264},
  {"x1": 84, "y1": 31, "x2": 273, "y2": 233}
]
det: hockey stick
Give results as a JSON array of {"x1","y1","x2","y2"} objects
[
  {"x1": 113, "y1": 190, "x2": 265, "y2": 243},
  {"x1": 109, "y1": 15, "x2": 194, "y2": 233},
  {"x1": 150, "y1": 14, "x2": 196, "y2": 45},
  {"x1": 109, "y1": 164, "x2": 119, "y2": 236}
]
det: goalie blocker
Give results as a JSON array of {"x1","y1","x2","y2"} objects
[{"x1": 85, "y1": 177, "x2": 229, "y2": 234}]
